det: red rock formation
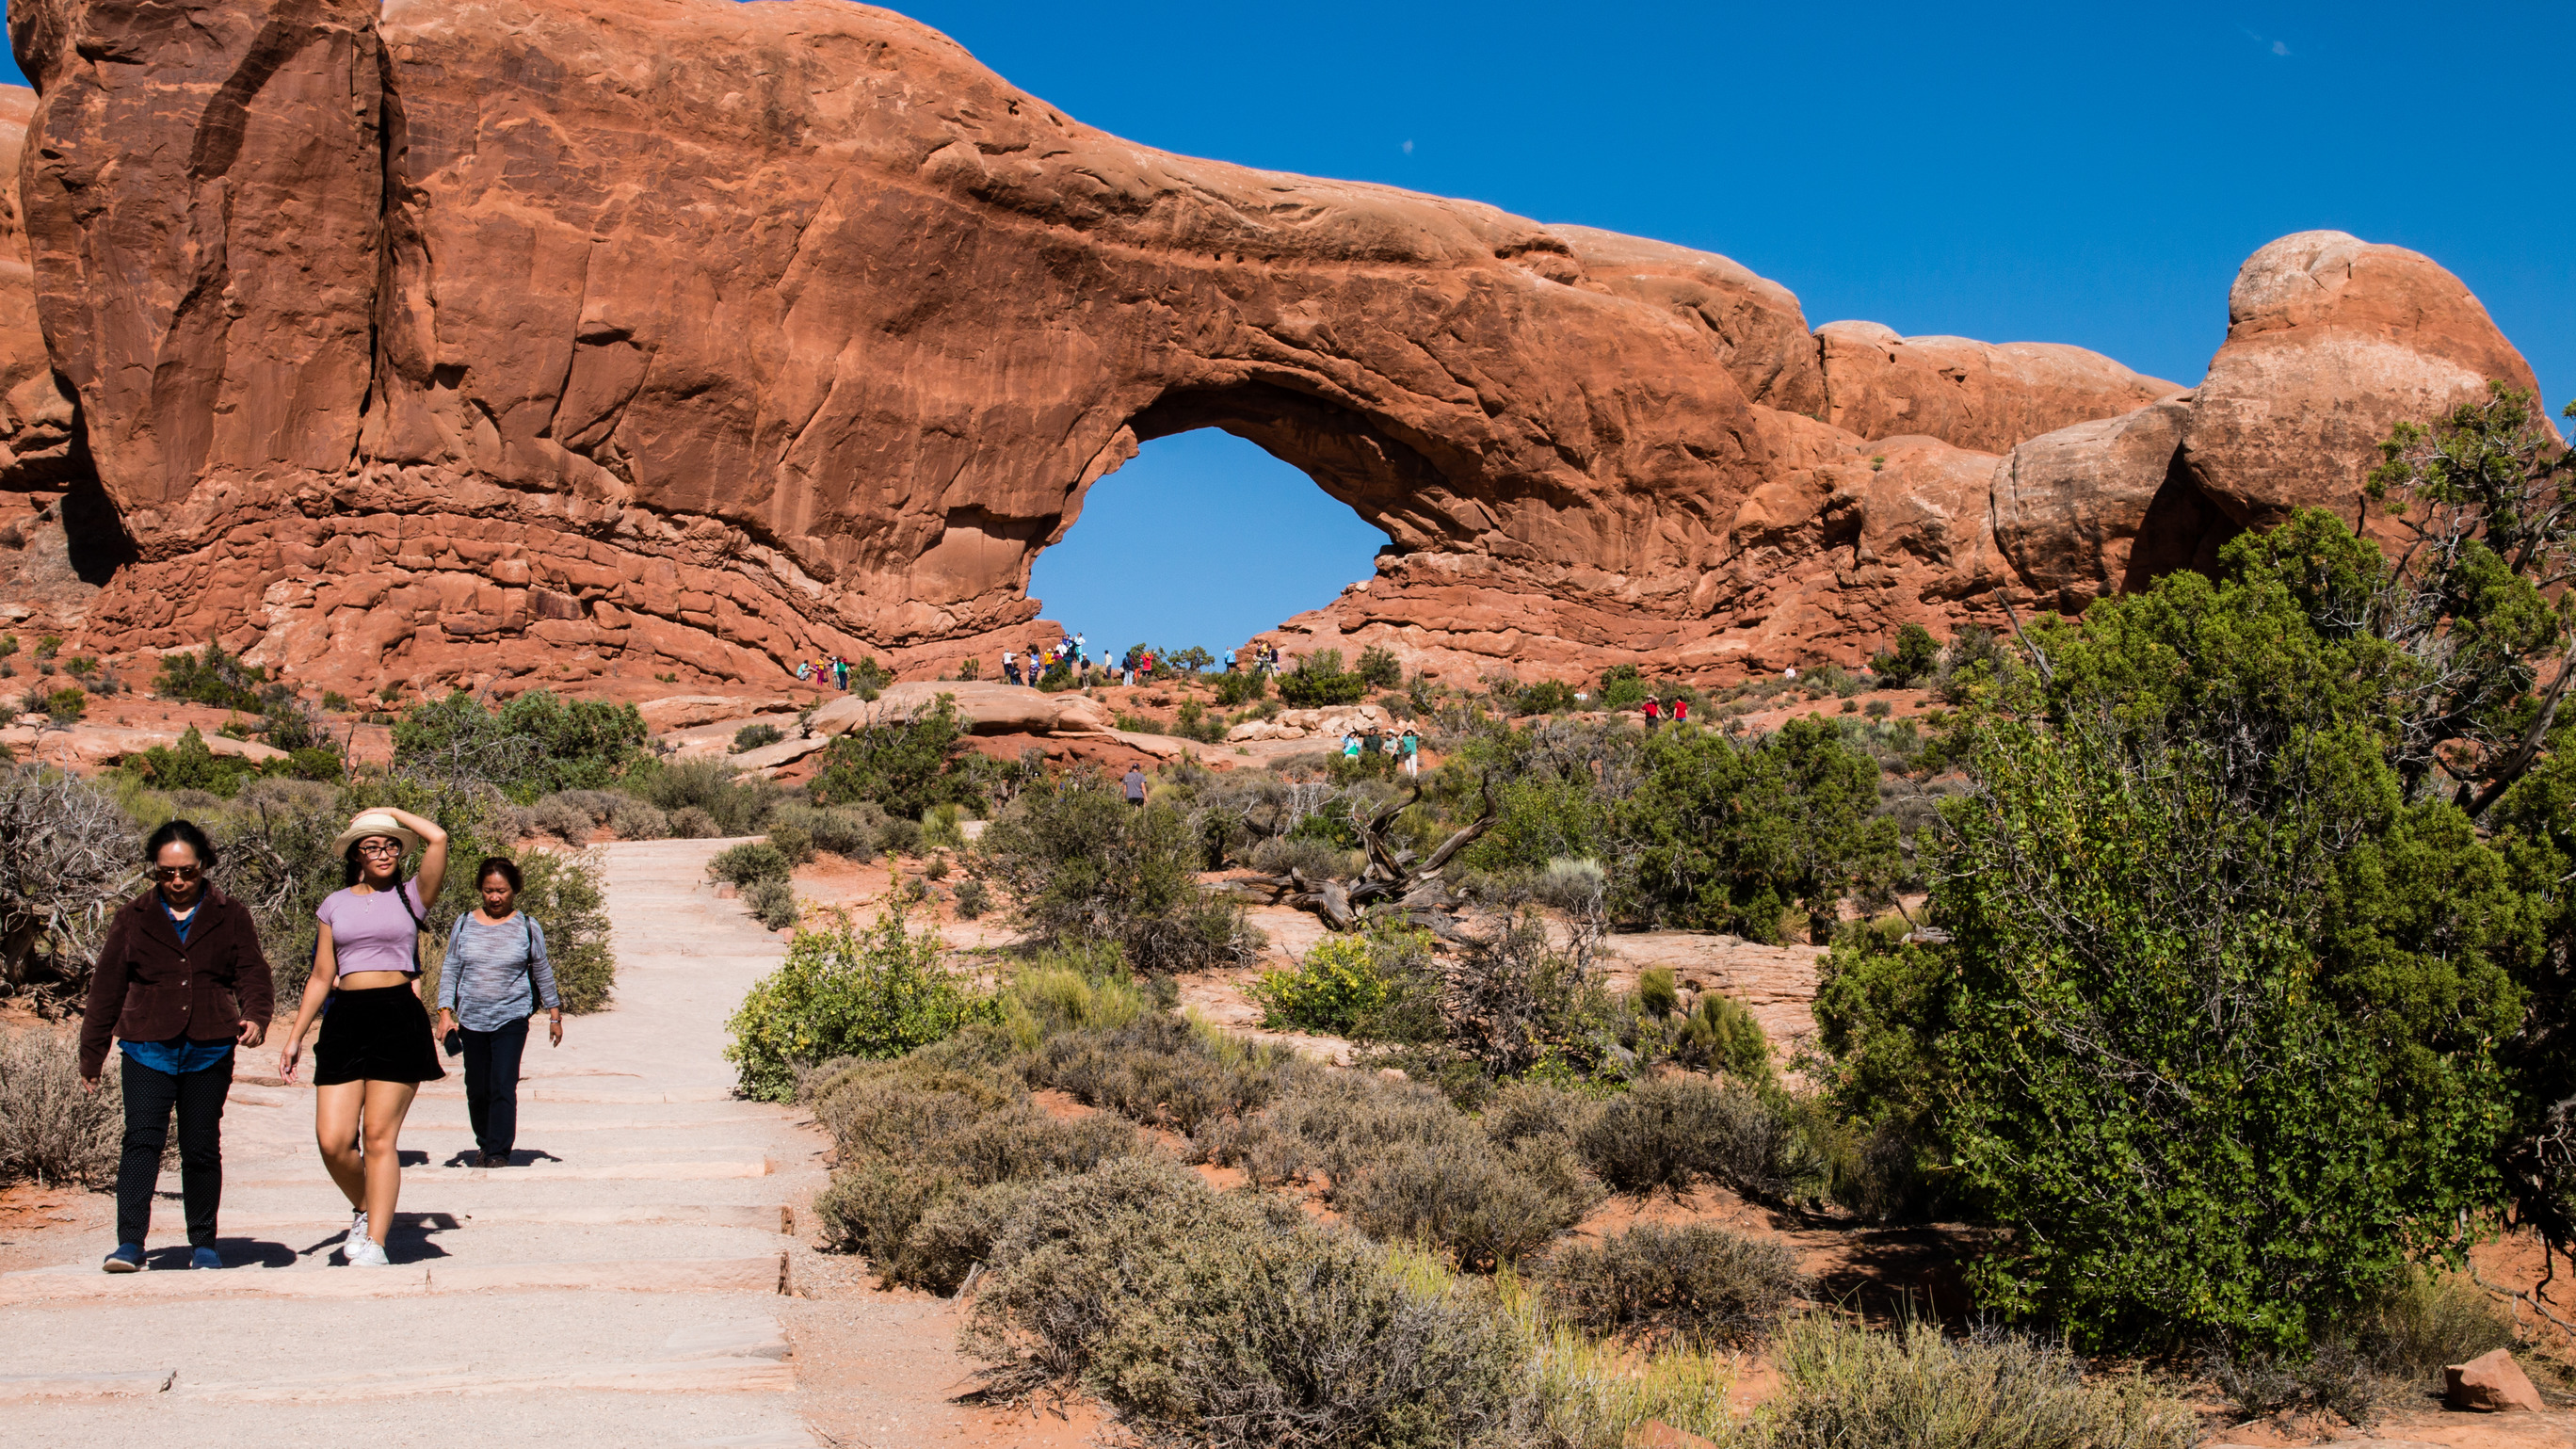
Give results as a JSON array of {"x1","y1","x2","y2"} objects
[
  {"x1": 2183, "y1": 231, "x2": 2545, "y2": 530},
  {"x1": 0, "y1": 2, "x2": 2550, "y2": 695}
]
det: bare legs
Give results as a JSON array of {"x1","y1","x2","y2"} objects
[{"x1": 314, "y1": 1078, "x2": 420, "y2": 1245}]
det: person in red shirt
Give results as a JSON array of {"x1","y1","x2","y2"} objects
[
  {"x1": 1670, "y1": 696, "x2": 1691, "y2": 725},
  {"x1": 1641, "y1": 696, "x2": 1662, "y2": 728}
]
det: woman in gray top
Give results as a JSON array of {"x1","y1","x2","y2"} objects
[{"x1": 433, "y1": 857, "x2": 562, "y2": 1169}]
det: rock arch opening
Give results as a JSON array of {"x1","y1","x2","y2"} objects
[{"x1": 1026, "y1": 427, "x2": 1393, "y2": 659}]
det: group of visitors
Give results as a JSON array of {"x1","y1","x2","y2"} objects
[
  {"x1": 1341, "y1": 727, "x2": 1424, "y2": 778},
  {"x1": 1003, "y1": 631, "x2": 1089, "y2": 687},
  {"x1": 794, "y1": 655, "x2": 870, "y2": 692},
  {"x1": 78, "y1": 808, "x2": 561, "y2": 1272},
  {"x1": 1120, "y1": 644, "x2": 1158, "y2": 687},
  {"x1": 1639, "y1": 694, "x2": 1692, "y2": 726}
]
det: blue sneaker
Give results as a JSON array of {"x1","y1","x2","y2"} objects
[
  {"x1": 189, "y1": 1246, "x2": 222, "y2": 1270},
  {"x1": 101, "y1": 1243, "x2": 144, "y2": 1274}
]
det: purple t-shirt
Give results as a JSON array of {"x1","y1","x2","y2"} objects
[{"x1": 316, "y1": 880, "x2": 427, "y2": 977}]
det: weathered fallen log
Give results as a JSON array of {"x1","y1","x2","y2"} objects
[{"x1": 1248, "y1": 781, "x2": 1497, "y2": 932}]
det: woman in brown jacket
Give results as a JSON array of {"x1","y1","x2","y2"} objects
[{"x1": 77, "y1": 818, "x2": 274, "y2": 1273}]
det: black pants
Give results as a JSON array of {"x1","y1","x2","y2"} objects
[
  {"x1": 460, "y1": 1019, "x2": 530, "y2": 1157},
  {"x1": 117, "y1": 1052, "x2": 231, "y2": 1248}
]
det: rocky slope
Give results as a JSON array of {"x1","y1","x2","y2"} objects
[{"x1": 0, "y1": 0, "x2": 2550, "y2": 694}]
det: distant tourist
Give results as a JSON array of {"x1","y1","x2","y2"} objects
[
  {"x1": 434, "y1": 858, "x2": 560, "y2": 1170},
  {"x1": 1124, "y1": 765, "x2": 1148, "y2": 808},
  {"x1": 1671, "y1": 696, "x2": 1691, "y2": 725},
  {"x1": 1002, "y1": 649, "x2": 1018, "y2": 685},
  {"x1": 1342, "y1": 732, "x2": 1361, "y2": 760},
  {"x1": 80, "y1": 819, "x2": 273, "y2": 1273},
  {"x1": 795, "y1": 660, "x2": 811, "y2": 683},
  {"x1": 1140, "y1": 650, "x2": 1155, "y2": 684},
  {"x1": 1399, "y1": 728, "x2": 1421, "y2": 778},
  {"x1": 278, "y1": 808, "x2": 450, "y2": 1268},
  {"x1": 1222, "y1": 648, "x2": 1236, "y2": 673},
  {"x1": 1642, "y1": 696, "x2": 1662, "y2": 727}
]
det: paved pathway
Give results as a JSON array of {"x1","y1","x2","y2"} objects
[{"x1": 0, "y1": 840, "x2": 834, "y2": 1447}]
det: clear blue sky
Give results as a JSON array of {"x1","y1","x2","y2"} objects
[{"x1": 5, "y1": 3, "x2": 2565, "y2": 657}]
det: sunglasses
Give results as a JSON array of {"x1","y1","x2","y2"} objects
[{"x1": 151, "y1": 864, "x2": 201, "y2": 882}]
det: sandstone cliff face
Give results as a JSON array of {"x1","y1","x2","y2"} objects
[{"x1": 0, "y1": 1, "x2": 2551, "y2": 693}]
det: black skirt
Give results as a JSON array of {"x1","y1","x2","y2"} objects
[{"x1": 313, "y1": 982, "x2": 446, "y2": 1086}]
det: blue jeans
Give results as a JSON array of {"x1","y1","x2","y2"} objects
[{"x1": 461, "y1": 1019, "x2": 530, "y2": 1158}]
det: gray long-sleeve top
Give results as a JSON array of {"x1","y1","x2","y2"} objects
[{"x1": 437, "y1": 910, "x2": 559, "y2": 1031}]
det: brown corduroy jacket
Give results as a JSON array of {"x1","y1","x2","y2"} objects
[{"x1": 77, "y1": 885, "x2": 274, "y2": 1078}]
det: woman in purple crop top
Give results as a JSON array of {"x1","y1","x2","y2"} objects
[{"x1": 277, "y1": 806, "x2": 448, "y2": 1267}]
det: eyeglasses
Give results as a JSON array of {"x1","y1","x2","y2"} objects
[
  {"x1": 356, "y1": 840, "x2": 404, "y2": 856},
  {"x1": 151, "y1": 864, "x2": 201, "y2": 882}
]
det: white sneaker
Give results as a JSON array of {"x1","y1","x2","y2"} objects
[
  {"x1": 350, "y1": 1209, "x2": 368, "y2": 1244},
  {"x1": 346, "y1": 1235, "x2": 391, "y2": 1268}
]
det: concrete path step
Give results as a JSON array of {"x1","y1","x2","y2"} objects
[{"x1": 0, "y1": 1253, "x2": 790, "y2": 1305}]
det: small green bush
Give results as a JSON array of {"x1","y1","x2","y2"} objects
[
  {"x1": 810, "y1": 697, "x2": 976, "y2": 817},
  {"x1": 41, "y1": 686, "x2": 85, "y2": 723},
  {"x1": 1214, "y1": 668, "x2": 1267, "y2": 707},
  {"x1": 743, "y1": 877, "x2": 799, "y2": 930},
  {"x1": 607, "y1": 797, "x2": 668, "y2": 839},
  {"x1": 153, "y1": 642, "x2": 274, "y2": 712},
  {"x1": 1252, "y1": 934, "x2": 1389, "y2": 1036},
  {"x1": 1762, "y1": 1315, "x2": 2196, "y2": 1449},
  {"x1": 733, "y1": 721, "x2": 785, "y2": 753},
  {"x1": 394, "y1": 688, "x2": 649, "y2": 800},
  {"x1": 514, "y1": 847, "x2": 617, "y2": 1014},
  {"x1": 1538, "y1": 1222, "x2": 1804, "y2": 1348},
  {"x1": 1636, "y1": 968, "x2": 1680, "y2": 1021},
  {"x1": 1247, "y1": 833, "x2": 1354, "y2": 878},
  {"x1": 1278, "y1": 649, "x2": 1368, "y2": 707},
  {"x1": 1357, "y1": 645, "x2": 1405, "y2": 689},
  {"x1": 667, "y1": 805, "x2": 719, "y2": 839},
  {"x1": 634, "y1": 756, "x2": 781, "y2": 836},
  {"x1": 1512, "y1": 681, "x2": 1579, "y2": 716},
  {"x1": 707, "y1": 840, "x2": 791, "y2": 887},
  {"x1": 770, "y1": 800, "x2": 885, "y2": 857},
  {"x1": 953, "y1": 877, "x2": 991, "y2": 919},
  {"x1": 922, "y1": 801, "x2": 968, "y2": 852},
  {"x1": 1679, "y1": 990, "x2": 1773, "y2": 1082},
  {"x1": 1868, "y1": 624, "x2": 1942, "y2": 688},
  {"x1": 979, "y1": 772, "x2": 1263, "y2": 974},
  {"x1": 725, "y1": 910, "x2": 999, "y2": 1100}
]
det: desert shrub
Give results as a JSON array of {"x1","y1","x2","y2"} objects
[
  {"x1": 806, "y1": 1056, "x2": 1147, "y2": 1291},
  {"x1": 39, "y1": 685, "x2": 85, "y2": 723},
  {"x1": 768, "y1": 800, "x2": 884, "y2": 858},
  {"x1": 120, "y1": 726, "x2": 268, "y2": 798},
  {"x1": 954, "y1": 877, "x2": 991, "y2": 919},
  {"x1": 1534, "y1": 857, "x2": 1607, "y2": 912},
  {"x1": 1277, "y1": 649, "x2": 1368, "y2": 707},
  {"x1": 1870, "y1": 623, "x2": 1942, "y2": 688},
  {"x1": 509, "y1": 847, "x2": 615, "y2": 1013},
  {"x1": 531, "y1": 797, "x2": 595, "y2": 845},
  {"x1": 1761, "y1": 1315, "x2": 2196, "y2": 1449},
  {"x1": 1576, "y1": 1074, "x2": 1823, "y2": 1202},
  {"x1": 877, "y1": 814, "x2": 923, "y2": 858},
  {"x1": 606, "y1": 797, "x2": 668, "y2": 840},
  {"x1": 1000, "y1": 947, "x2": 1151, "y2": 1047},
  {"x1": 1214, "y1": 668, "x2": 1266, "y2": 707},
  {"x1": 1538, "y1": 1223, "x2": 1804, "y2": 1348},
  {"x1": 725, "y1": 909, "x2": 998, "y2": 1100},
  {"x1": 153, "y1": 642, "x2": 274, "y2": 712},
  {"x1": 1252, "y1": 933, "x2": 1388, "y2": 1036},
  {"x1": 962, "y1": 1157, "x2": 1526, "y2": 1449},
  {"x1": 666, "y1": 805, "x2": 719, "y2": 839},
  {"x1": 922, "y1": 801, "x2": 968, "y2": 852},
  {"x1": 633, "y1": 756, "x2": 781, "y2": 836},
  {"x1": 707, "y1": 840, "x2": 791, "y2": 887},
  {"x1": 979, "y1": 771, "x2": 1263, "y2": 974},
  {"x1": 1337, "y1": 1130, "x2": 1603, "y2": 1268},
  {"x1": 1357, "y1": 645, "x2": 1405, "y2": 689},
  {"x1": 766, "y1": 821, "x2": 815, "y2": 865},
  {"x1": 0, "y1": 766, "x2": 139, "y2": 996},
  {"x1": 1246, "y1": 832, "x2": 1355, "y2": 879},
  {"x1": 1512, "y1": 681, "x2": 1579, "y2": 716},
  {"x1": 0, "y1": 1026, "x2": 122, "y2": 1185},
  {"x1": 810, "y1": 697, "x2": 980, "y2": 817},
  {"x1": 1675, "y1": 990, "x2": 1773, "y2": 1082},
  {"x1": 743, "y1": 877, "x2": 799, "y2": 931},
  {"x1": 1636, "y1": 967, "x2": 1680, "y2": 1021},
  {"x1": 733, "y1": 722, "x2": 784, "y2": 753},
  {"x1": 394, "y1": 689, "x2": 649, "y2": 800},
  {"x1": 2207, "y1": 1267, "x2": 2517, "y2": 1425},
  {"x1": 1170, "y1": 698, "x2": 1226, "y2": 744},
  {"x1": 1030, "y1": 1014, "x2": 1289, "y2": 1135}
]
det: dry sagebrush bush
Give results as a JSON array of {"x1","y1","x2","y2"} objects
[
  {"x1": 0, "y1": 1027, "x2": 122, "y2": 1186},
  {"x1": 1762, "y1": 1315, "x2": 2195, "y2": 1449},
  {"x1": 1538, "y1": 1222, "x2": 1805, "y2": 1348},
  {"x1": 963, "y1": 1157, "x2": 1527, "y2": 1449}
]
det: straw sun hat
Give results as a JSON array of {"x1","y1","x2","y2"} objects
[{"x1": 331, "y1": 810, "x2": 424, "y2": 859}]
